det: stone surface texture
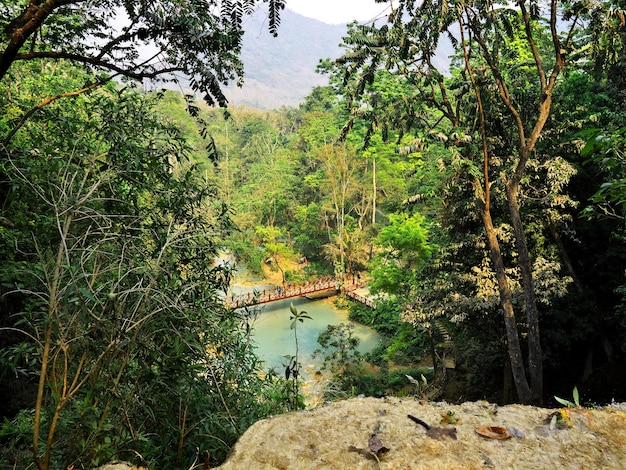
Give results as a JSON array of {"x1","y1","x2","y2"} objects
[{"x1": 216, "y1": 397, "x2": 626, "y2": 470}]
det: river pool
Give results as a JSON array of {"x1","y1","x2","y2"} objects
[
  {"x1": 249, "y1": 296, "x2": 381, "y2": 376},
  {"x1": 221, "y1": 253, "x2": 381, "y2": 378}
]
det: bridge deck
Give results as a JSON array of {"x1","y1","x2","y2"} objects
[{"x1": 226, "y1": 277, "x2": 371, "y2": 309}]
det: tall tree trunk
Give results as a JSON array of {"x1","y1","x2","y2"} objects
[
  {"x1": 461, "y1": 33, "x2": 534, "y2": 403},
  {"x1": 505, "y1": 178, "x2": 543, "y2": 403},
  {"x1": 477, "y1": 196, "x2": 532, "y2": 404},
  {"x1": 503, "y1": 356, "x2": 513, "y2": 403},
  {"x1": 465, "y1": 0, "x2": 569, "y2": 404},
  {"x1": 372, "y1": 156, "x2": 376, "y2": 225}
]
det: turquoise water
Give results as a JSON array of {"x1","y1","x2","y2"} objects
[
  {"x1": 250, "y1": 296, "x2": 381, "y2": 376},
  {"x1": 222, "y1": 253, "x2": 381, "y2": 377}
]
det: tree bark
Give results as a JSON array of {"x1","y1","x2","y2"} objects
[
  {"x1": 372, "y1": 156, "x2": 377, "y2": 225},
  {"x1": 477, "y1": 197, "x2": 532, "y2": 404},
  {"x1": 0, "y1": 1, "x2": 78, "y2": 81},
  {"x1": 505, "y1": 178, "x2": 543, "y2": 404}
]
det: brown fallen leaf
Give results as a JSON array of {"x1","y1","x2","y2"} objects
[
  {"x1": 475, "y1": 426, "x2": 511, "y2": 440},
  {"x1": 426, "y1": 426, "x2": 458, "y2": 440},
  {"x1": 368, "y1": 434, "x2": 390, "y2": 455},
  {"x1": 348, "y1": 445, "x2": 377, "y2": 461}
]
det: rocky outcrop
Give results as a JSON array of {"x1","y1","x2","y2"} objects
[
  {"x1": 95, "y1": 462, "x2": 148, "y2": 470},
  {"x1": 216, "y1": 397, "x2": 626, "y2": 469}
]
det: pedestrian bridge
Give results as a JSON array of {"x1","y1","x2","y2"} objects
[{"x1": 226, "y1": 277, "x2": 375, "y2": 309}]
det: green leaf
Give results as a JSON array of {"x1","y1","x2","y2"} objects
[{"x1": 554, "y1": 396, "x2": 575, "y2": 407}]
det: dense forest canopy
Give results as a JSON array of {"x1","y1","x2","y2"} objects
[
  {"x1": 327, "y1": 0, "x2": 626, "y2": 404},
  {"x1": 0, "y1": 2, "x2": 294, "y2": 469},
  {"x1": 1, "y1": 0, "x2": 625, "y2": 469}
]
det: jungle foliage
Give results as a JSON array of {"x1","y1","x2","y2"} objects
[
  {"x1": 1, "y1": 0, "x2": 626, "y2": 468},
  {"x1": 199, "y1": 0, "x2": 625, "y2": 408},
  {"x1": 0, "y1": 2, "x2": 293, "y2": 469},
  {"x1": 0, "y1": 64, "x2": 295, "y2": 470},
  {"x1": 320, "y1": 0, "x2": 626, "y2": 404}
]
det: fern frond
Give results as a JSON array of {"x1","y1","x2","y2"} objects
[
  {"x1": 350, "y1": 32, "x2": 385, "y2": 47},
  {"x1": 231, "y1": 2, "x2": 243, "y2": 29},
  {"x1": 339, "y1": 119, "x2": 355, "y2": 141},
  {"x1": 206, "y1": 135, "x2": 219, "y2": 165},
  {"x1": 202, "y1": 72, "x2": 227, "y2": 107},
  {"x1": 242, "y1": 0, "x2": 256, "y2": 15},
  {"x1": 335, "y1": 48, "x2": 369, "y2": 65},
  {"x1": 268, "y1": 0, "x2": 285, "y2": 37},
  {"x1": 433, "y1": 319, "x2": 454, "y2": 349},
  {"x1": 221, "y1": 0, "x2": 234, "y2": 22},
  {"x1": 364, "y1": 124, "x2": 375, "y2": 147}
]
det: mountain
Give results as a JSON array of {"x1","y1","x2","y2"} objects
[
  {"x1": 224, "y1": 9, "x2": 347, "y2": 109},
  {"x1": 222, "y1": 9, "x2": 454, "y2": 109}
]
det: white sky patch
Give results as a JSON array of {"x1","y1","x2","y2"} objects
[{"x1": 285, "y1": 0, "x2": 392, "y2": 24}]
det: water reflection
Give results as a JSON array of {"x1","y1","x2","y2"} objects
[
  {"x1": 221, "y1": 253, "x2": 381, "y2": 379},
  {"x1": 250, "y1": 296, "x2": 381, "y2": 376}
]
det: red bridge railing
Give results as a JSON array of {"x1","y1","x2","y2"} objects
[
  {"x1": 343, "y1": 288, "x2": 377, "y2": 309},
  {"x1": 226, "y1": 276, "x2": 369, "y2": 309}
]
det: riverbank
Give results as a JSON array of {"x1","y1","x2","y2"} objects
[
  {"x1": 229, "y1": 255, "x2": 382, "y2": 408},
  {"x1": 250, "y1": 295, "x2": 382, "y2": 408}
]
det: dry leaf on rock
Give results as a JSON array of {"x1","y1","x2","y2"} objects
[
  {"x1": 426, "y1": 427, "x2": 458, "y2": 440},
  {"x1": 368, "y1": 434, "x2": 390, "y2": 455},
  {"x1": 347, "y1": 445, "x2": 377, "y2": 461},
  {"x1": 475, "y1": 426, "x2": 511, "y2": 440}
]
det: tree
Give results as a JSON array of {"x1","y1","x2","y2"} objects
[
  {"x1": 0, "y1": 3, "x2": 361, "y2": 466},
  {"x1": 330, "y1": 0, "x2": 596, "y2": 403},
  {"x1": 314, "y1": 323, "x2": 362, "y2": 374},
  {"x1": 313, "y1": 142, "x2": 366, "y2": 276},
  {"x1": 369, "y1": 212, "x2": 432, "y2": 295},
  {"x1": 0, "y1": 0, "x2": 286, "y2": 105},
  {"x1": 0, "y1": 64, "x2": 289, "y2": 469},
  {"x1": 255, "y1": 224, "x2": 291, "y2": 284},
  {"x1": 234, "y1": 111, "x2": 296, "y2": 227},
  {"x1": 0, "y1": 1, "x2": 289, "y2": 170}
]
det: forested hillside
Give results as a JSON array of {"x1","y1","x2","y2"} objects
[
  {"x1": 1, "y1": 1, "x2": 625, "y2": 469},
  {"x1": 224, "y1": 8, "x2": 346, "y2": 108}
]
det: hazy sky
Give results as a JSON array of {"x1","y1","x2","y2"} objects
[{"x1": 286, "y1": 0, "x2": 391, "y2": 24}]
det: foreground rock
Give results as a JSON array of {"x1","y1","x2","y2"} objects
[
  {"x1": 95, "y1": 462, "x2": 148, "y2": 470},
  {"x1": 216, "y1": 397, "x2": 626, "y2": 469}
]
